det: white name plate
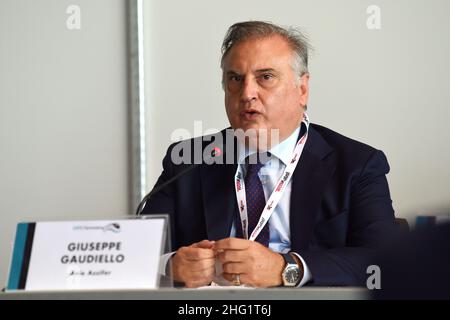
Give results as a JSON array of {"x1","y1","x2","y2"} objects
[{"x1": 6, "y1": 217, "x2": 168, "y2": 291}]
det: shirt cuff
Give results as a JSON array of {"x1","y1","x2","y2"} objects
[
  {"x1": 291, "y1": 252, "x2": 312, "y2": 287},
  {"x1": 159, "y1": 251, "x2": 176, "y2": 276}
]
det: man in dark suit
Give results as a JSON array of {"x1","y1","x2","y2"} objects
[{"x1": 142, "y1": 21, "x2": 396, "y2": 288}]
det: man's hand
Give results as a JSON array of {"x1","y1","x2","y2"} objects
[
  {"x1": 171, "y1": 240, "x2": 216, "y2": 288},
  {"x1": 214, "y1": 238, "x2": 285, "y2": 287}
]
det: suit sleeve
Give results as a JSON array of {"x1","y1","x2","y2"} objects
[{"x1": 298, "y1": 150, "x2": 397, "y2": 286}]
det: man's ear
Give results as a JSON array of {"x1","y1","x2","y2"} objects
[{"x1": 299, "y1": 74, "x2": 310, "y2": 108}]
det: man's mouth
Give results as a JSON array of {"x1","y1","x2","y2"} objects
[{"x1": 241, "y1": 109, "x2": 261, "y2": 120}]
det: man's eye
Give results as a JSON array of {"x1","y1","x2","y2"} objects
[
  {"x1": 260, "y1": 74, "x2": 274, "y2": 81},
  {"x1": 229, "y1": 75, "x2": 241, "y2": 82}
]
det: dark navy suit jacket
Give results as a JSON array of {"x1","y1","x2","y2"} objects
[
  {"x1": 142, "y1": 124, "x2": 396, "y2": 286},
  {"x1": 373, "y1": 222, "x2": 450, "y2": 299}
]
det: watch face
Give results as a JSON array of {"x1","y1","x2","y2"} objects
[{"x1": 285, "y1": 266, "x2": 300, "y2": 283}]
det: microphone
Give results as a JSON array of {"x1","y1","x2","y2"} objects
[{"x1": 135, "y1": 146, "x2": 223, "y2": 216}]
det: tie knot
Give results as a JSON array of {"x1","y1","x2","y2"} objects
[
  {"x1": 246, "y1": 162, "x2": 264, "y2": 176},
  {"x1": 245, "y1": 152, "x2": 271, "y2": 176}
]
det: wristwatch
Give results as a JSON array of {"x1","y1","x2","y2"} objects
[{"x1": 281, "y1": 253, "x2": 302, "y2": 287}]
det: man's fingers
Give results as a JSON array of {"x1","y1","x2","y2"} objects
[
  {"x1": 180, "y1": 246, "x2": 215, "y2": 260},
  {"x1": 192, "y1": 239, "x2": 215, "y2": 249},
  {"x1": 214, "y1": 237, "x2": 251, "y2": 251},
  {"x1": 181, "y1": 263, "x2": 216, "y2": 288},
  {"x1": 190, "y1": 265, "x2": 215, "y2": 278},
  {"x1": 171, "y1": 254, "x2": 215, "y2": 285},
  {"x1": 222, "y1": 261, "x2": 245, "y2": 274},
  {"x1": 176, "y1": 257, "x2": 215, "y2": 270},
  {"x1": 222, "y1": 272, "x2": 249, "y2": 285},
  {"x1": 217, "y1": 249, "x2": 246, "y2": 263},
  {"x1": 190, "y1": 258, "x2": 216, "y2": 271},
  {"x1": 222, "y1": 272, "x2": 234, "y2": 283},
  {"x1": 185, "y1": 278, "x2": 212, "y2": 288}
]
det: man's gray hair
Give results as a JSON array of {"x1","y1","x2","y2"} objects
[{"x1": 220, "y1": 21, "x2": 311, "y2": 80}]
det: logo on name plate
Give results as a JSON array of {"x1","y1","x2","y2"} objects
[{"x1": 73, "y1": 223, "x2": 121, "y2": 233}]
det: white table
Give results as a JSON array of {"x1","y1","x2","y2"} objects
[{"x1": 0, "y1": 287, "x2": 369, "y2": 300}]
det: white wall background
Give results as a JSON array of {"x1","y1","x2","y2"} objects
[
  {"x1": 0, "y1": 0, "x2": 129, "y2": 287},
  {"x1": 143, "y1": 0, "x2": 450, "y2": 223}
]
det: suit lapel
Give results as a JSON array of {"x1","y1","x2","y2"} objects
[
  {"x1": 290, "y1": 126, "x2": 336, "y2": 251},
  {"x1": 201, "y1": 162, "x2": 237, "y2": 241},
  {"x1": 200, "y1": 129, "x2": 238, "y2": 241}
]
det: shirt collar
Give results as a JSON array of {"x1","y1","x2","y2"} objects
[{"x1": 237, "y1": 126, "x2": 301, "y2": 166}]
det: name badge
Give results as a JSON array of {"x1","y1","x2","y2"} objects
[{"x1": 6, "y1": 216, "x2": 168, "y2": 291}]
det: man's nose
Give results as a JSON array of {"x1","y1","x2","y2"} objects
[{"x1": 240, "y1": 77, "x2": 258, "y2": 103}]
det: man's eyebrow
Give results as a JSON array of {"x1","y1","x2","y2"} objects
[
  {"x1": 225, "y1": 70, "x2": 240, "y2": 75},
  {"x1": 255, "y1": 68, "x2": 278, "y2": 74},
  {"x1": 225, "y1": 69, "x2": 278, "y2": 76}
]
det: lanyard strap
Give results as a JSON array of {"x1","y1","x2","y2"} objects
[{"x1": 234, "y1": 114, "x2": 310, "y2": 241}]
